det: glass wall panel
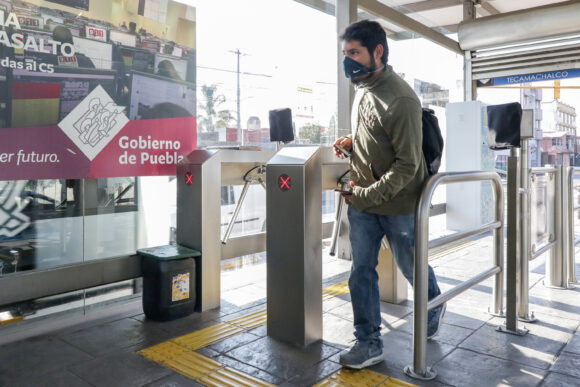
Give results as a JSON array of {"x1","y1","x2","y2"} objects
[
  {"x1": 192, "y1": 0, "x2": 337, "y2": 148},
  {"x1": 0, "y1": 179, "x2": 83, "y2": 274},
  {"x1": 0, "y1": 0, "x2": 196, "y2": 322},
  {"x1": 387, "y1": 35, "x2": 464, "y2": 218}
]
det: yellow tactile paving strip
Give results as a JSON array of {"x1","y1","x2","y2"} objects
[
  {"x1": 141, "y1": 342, "x2": 275, "y2": 386},
  {"x1": 323, "y1": 280, "x2": 350, "y2": 301},
  {"x1": 314, "y1": 368, "x2": 417, "y2": 387},
  {"x1": 0, "y1": 316, "x2": 23, "y2": 326},
  {"x1": 226, "y1": 309, "x2": 268, "y2": 330},
  {"x1": 140, "y1": 279, "x2": 414, "y2": 387},
  {"x1": 198, "y1": 366, "x2": 276, "y2": 387},
  {"x1": 173, "y1": 323, "x2": 245, "y2": 351}
]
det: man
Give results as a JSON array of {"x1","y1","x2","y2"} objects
[{"x1": 334, "y1": 20, "x2": 445, "y2": 370}]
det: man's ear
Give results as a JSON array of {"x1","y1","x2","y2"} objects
[{"x1": 374, "y1": 44, "x2": 384, "y2": 63}]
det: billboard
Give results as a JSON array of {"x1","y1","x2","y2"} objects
[{"x1": 0, "y1": 0, "x2": 197, "y2": 180}]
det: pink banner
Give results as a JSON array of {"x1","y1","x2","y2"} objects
[
  {"x1": 89, "y1": 116, "x2": 196, "y2": 178},
  {"x1": 0, "y1": 117, "x2": 196, "y2": 181},
  {"x1": 0, "y1": 126, "x2": 90, "y2": 180}
]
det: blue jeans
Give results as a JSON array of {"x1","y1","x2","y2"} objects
[{"x1": 347, "y1": 206, "x2": 441, "y2": 346}]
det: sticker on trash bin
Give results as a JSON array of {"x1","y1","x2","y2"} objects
[{"x1": 172, "y1": 273, "x2": 190, "y2": 301}]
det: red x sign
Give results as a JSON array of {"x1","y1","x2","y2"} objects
[
  {"x1": 278, "y1": 174, "x2": 291, "y2": 191},
  {"x1": 185, "y1": 172, "x2": 193, "y2": 185}
]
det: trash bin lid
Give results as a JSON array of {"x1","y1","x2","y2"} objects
[{"x1": 137, "y1": 245, "x2": 201, "y2": 260}]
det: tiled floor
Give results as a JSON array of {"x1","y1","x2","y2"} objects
[{"x1": 1, "y1": 240, "x2": 580, "y2": 386}]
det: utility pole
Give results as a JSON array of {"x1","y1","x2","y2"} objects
[{"x1": 230, "y1": 49, "x2": 246, "y2": 145}]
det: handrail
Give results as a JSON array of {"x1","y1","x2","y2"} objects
[
  {"x1": 531, "y1": 167, "x2": 558, "y2": 175},
  {"x1": 404, "y1": 171, "x2": 504, "y2": 381},
  {"x1": 566, "y1": 167, "x2": 580, "y2": 285},
  {"x1": 534, "y1": 165, "x2": 565, "y2": 288}
]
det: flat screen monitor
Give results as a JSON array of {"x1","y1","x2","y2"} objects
[
  {"x1": 154, "y1": 54, "x2": 188, "y2": 81},
  {"x1": 46, "y1": 0, "x2": 89, "y2": 10},
  {"x1": 9, "y1": 68, "x2": 117, "y2": 127},
  {"x1": 128, "y1": 71, "x2": 195, "y2": 120},
  {"x1": 72, "y1": 37, "x2": 113, "y2": 70},
  {"x1": 110, "y1": 30, "x2": 137, "y2": 47},
  {"x1": 120, "y1": 46, "x2": 155, "y2": 74}
]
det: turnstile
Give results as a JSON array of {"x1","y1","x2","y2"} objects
[
  {"x1": 266, "y1": 146, "x2": 407, "y2": 347},
  {"x1": 176, "y1": 149, "x2": 274, "y2": 311},
  {"x1": 266, "y1": 146, "x2": 322, "y2": 347},
  {"x1": 176, "y1": 146, "x2": 407, "y2": 324}
]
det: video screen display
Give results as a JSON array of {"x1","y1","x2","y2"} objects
[
  {"x1": 120, "y1": 47, "x2": 154, "y2": 74},
  {"x1": 109, "y1": 30, "x2": 137, "y2": 47},
  {"x1": 46, "y1": 0, "x2": 89, "y2": 10},
  {"x1": 10, "y1": 68, "x2": 117, "y2": 126},
  {"x1": 154, "y1": 53, "x2": 187, "y2": 81},
  {"x1": 72, "y1": 37, "x2": 113, "y2": 70},
  {"x1": 128, "y1": 71, "x2": 195, "y2": 120}
]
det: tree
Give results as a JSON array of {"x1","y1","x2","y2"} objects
[
  {"x1": 197, "y1": 84, "x2": 235, "y2": 132},
  {"x1": 298, "y1": 123, "x2": 322, "y2": 144}
]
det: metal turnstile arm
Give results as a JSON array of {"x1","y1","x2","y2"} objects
[
  {"x1": 330, "y1": 172, "x2": 351, "y2": 256},
  {"x1": 221, "y1": 165, "x2": 266, "y2": 245}
]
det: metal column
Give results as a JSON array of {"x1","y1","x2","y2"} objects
[
  {"x1": 336, "y1": 0, "x2": 356, "y2": 138},
  {"x1": 266, "y1": 146, "x2": 322, "y2": 347},
  {"x1": 503, "y1": 152, "x2": 527, "y2": 335}
]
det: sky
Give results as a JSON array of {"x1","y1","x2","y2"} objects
[
  {"x1": 174, "y1": 0, "x2": 465, "y2": 131},
  {"x1": 177, "y1": 0, "x2": 338, "y2": 129},
  {"x1": 175, "y1": 0, "x2": 579, "y2": 132}
]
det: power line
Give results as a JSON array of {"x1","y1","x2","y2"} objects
[{"x1": 198, "y1": 65, "x2": 272, "y2": 78}]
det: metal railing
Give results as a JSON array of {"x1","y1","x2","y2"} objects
[
  {"x1": 530, "y1": 167, "x2": 565, "y2": 289},
  {"x1": 565, "y1": 167, "x2": 580, "y2": 285},
  {"x1": 404, "y1": 171, "x2": 504, "y2": 380}
]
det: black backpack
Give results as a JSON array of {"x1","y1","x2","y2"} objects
[{"x1": 421, "y1": 108, "x2": 444, "y2": 176}]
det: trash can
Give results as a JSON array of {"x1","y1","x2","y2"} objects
[{"x1": 138, "y1": 245, "x2": 201, "y2": 321}]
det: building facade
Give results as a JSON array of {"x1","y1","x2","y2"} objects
[{"x1": 541, "y1": 100, "x2": 577, "y2": 166}]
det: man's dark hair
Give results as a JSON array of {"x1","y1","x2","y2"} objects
[{"x1": 340, "y1": 20, "x2": 388, "y2": 65}]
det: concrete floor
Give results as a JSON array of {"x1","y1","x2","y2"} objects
[{"x1": 1, "y1": 238, "x2": 580, "y2": 387}]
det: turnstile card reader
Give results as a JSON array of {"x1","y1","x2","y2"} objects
[{"x1": 266, "y1": 146, "x2": 322, "y2": 347}]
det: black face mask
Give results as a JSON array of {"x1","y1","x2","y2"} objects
[{"x1": 342, "y1": 55, "x2": 383, "y2": 83}]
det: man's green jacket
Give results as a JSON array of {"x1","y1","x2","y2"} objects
[{"x1": 349, "y1": 65, "x2": 428, "y2": 215}]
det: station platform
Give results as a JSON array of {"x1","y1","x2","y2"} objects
[{"x1": 1, "y1": 235, "x2": 579, "y2": 387}]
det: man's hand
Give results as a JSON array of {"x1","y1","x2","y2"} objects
[{"x1": 333, "y1": 137, "x2": 352, "y2": 159}]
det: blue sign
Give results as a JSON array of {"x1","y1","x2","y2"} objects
[{"x1": 492, "y1": 69, "x2": 580, "y2": 86}]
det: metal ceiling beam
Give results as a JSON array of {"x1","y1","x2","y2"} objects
[
  {"x1": 480, "y1": 2, "x2": 500, "y2": 15},
  {"x1": 388, "y1": 23, "x2": 459, "y2": 41},
  {"x1": 389, "y1": 0, "x2": 499, "y2": 17},
  {"x1": 293, "y1": 0, "x2": 335, "y2": 15},
  {"x1": 358, "y1": 0, "x2": 462, "y2": 54},
  {"x1": 459, "y1": 0, "x2": 580, "y2": 51},
  {"x1": 393, "y1": 0, "x2": 461, "y2": 13}
]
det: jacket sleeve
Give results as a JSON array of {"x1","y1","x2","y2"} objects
[{"x1": 352, "y1": 97, "x2": 423, "y2": 209}]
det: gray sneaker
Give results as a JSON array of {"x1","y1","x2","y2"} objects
[
  {"x1": 339, "y1": 341, "x2": 384, "y2": 369},
  {"x1": 427, "y1": 303, "x2": 446, "y2": 339}
]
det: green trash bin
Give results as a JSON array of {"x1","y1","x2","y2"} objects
[{"x1": 138, "y1": 245, "x2": 201, "y2": 321}]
